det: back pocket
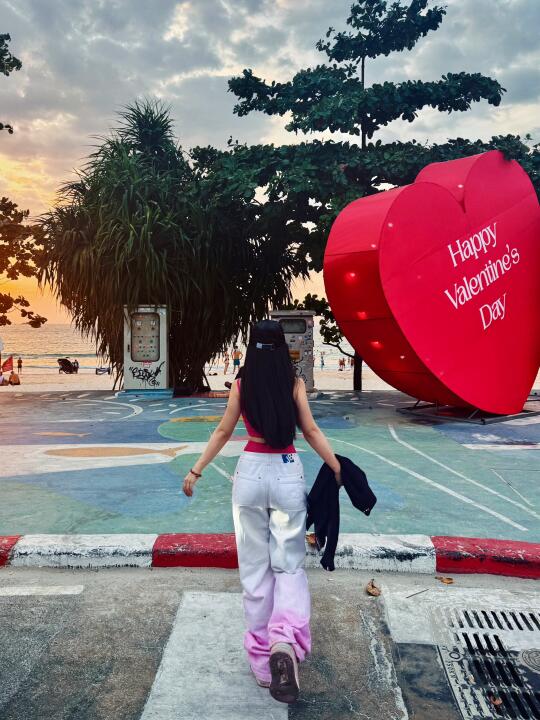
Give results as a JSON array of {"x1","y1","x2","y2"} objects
[
  {"x1": 232, "y1": 473, "x2": 264, "y2": 507},
  {"x1": 271, "y1": 474, "x2": 306, "y2": 512}
]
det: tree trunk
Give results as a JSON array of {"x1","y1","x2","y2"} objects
[
  {"x1": 353, "y1": 352, "x2": 363, "y2": 392},
  {"x1": 169, "y1": 322, "x2": 211, "y2": 393},
  {"x1": 361, "y1": 55, "x2": 366, "y2": 150},
  {"x1": 171, "y1": 359, "x2": 208, "y2": 394},
  {"x1": 181, "y1": 367, "x2": 208, "y2": 393}
]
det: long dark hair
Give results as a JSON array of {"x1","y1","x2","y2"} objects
[{"x1": 240, "y1": 320, "x2": 297, "y2": 448}]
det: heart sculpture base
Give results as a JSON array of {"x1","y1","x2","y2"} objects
[{"x1": 323, "y1": 151, "x2": 540, "y2": 415}]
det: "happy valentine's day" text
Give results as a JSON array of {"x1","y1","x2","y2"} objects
[{"x1": 444, "y1": 222, "x2": 520, "y2": 329}]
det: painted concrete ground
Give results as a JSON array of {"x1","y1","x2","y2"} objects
[
  {"x1": 0, "y1": 389, "x2": 539, "y2": 540},
  {"x1": 1, "y1": 566, "x2": 538, "y2": 720}
]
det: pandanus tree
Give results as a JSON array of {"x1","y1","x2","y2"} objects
[
  {"x1": 40, "y1": 100, "x2": 308, "y2": 388},
  {"x1": 200, "y1": 0, "x2": 539, "y2": 390}
]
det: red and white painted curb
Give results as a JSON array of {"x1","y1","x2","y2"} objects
[{"x1": 0, "y1": 534, "x2": 538, "y2": 578}]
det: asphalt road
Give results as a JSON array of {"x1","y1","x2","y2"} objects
[{"x1": 1, "y1": 566, "x2": 538, "y2": 720}]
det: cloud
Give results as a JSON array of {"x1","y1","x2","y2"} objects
[
  {"x1": 0, "y1": 0, "x2": 537, "y2": 211},
  {"x1": 1, "y1": 0, "x2": 539, "y2": 320}
]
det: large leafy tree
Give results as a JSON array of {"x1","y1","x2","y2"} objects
[
  {"x1": 40, "y1": 100, "x2": 307, "y2": 388},
  {"x1": 204, "y1": 0, "x2": 539, "y2": 389},
  {"x1": 0, "y1": 33, "x2": 46, "y2": 328},
  {"x1": 0, "y1": 33, "x2": 21, "y2": 134},
  {"x1": 1, "y1": 198, "x2": 47, "y2": 327}
]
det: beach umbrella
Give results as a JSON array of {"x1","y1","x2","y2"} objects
[{"x1": 2, "y1": 355, "x2": 13, "y2": 372}]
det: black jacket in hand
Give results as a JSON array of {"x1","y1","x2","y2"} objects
[{"x1": 306, "y1": 454, "x2": 376, "y2": 571}]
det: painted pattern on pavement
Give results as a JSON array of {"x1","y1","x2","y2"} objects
[{"x1": 0, "y1": 390, "x2": 538, "y2": 539}]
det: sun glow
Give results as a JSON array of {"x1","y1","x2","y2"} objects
[
  {"x1": 0, "y1": 276, "x2": 69, "y2": 325},
  {"x1": 0, "y1": 154, "x2": 57, "y2": 216}
]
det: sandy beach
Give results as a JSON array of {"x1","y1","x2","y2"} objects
[
  {"x1": 0, "y1": 366, "x2": 388, "y2": 393},
  {"x1": 2, "y1": 364, "x2": 539, "y2": 395},
  {"x1": 4, "y1": 323, "x2": 538, "y2": 396},
  {"x1": 0, "y1": 369, "x2": 117, "y2": 393}
]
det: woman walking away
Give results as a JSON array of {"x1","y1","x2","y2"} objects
[{"x1": 183, "y1": 320, "x2": 341, "y2": 703}]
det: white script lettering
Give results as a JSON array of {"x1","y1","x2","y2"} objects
[
  {"x1": 447, "y1": 223, "x2": 497, "y2": 268},
  {"x1": 480, "y1": 293, "x2": 506, "y2": 330}
]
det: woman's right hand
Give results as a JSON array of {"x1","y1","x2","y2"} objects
[{"x1": 183, "y1": 469, "x2": 200, "y2": 497}]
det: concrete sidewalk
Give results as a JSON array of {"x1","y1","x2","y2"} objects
[{"x1": 0, "y1": 566, "x2": 538, "y2": 720}]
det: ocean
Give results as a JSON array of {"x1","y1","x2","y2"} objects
[
  {"x1": 0, "y1": 321, "x2": 354, "y2": 374},
  {"x1": 0, "y1": 323, "x2": 103, "y2": 373}
]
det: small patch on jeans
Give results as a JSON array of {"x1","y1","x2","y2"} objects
[{"x1": 282, "y1": 453, "x2": 295, "y2": 463}]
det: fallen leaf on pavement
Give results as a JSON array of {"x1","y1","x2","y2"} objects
[
  {"x1": 366, "y1": 579, "x2": 381, "y2": 597},
  {"x1": 435, "y1": 576, "x2": 454, "y2": 585}
]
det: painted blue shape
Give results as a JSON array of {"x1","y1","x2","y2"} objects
[
  {"x1": 436, "y1": 421, "x2": 540, "y2": 447},
  {"x1": 316, "y1": 416, "x2": 355, "y2": 430},
  {"x1": 1, "y1": 420, "x2": 167, "y2": 446},
  {"x1": 298, "y1": 453, "x2": 404, "y2": 510},
  {"x1": 357, "y1": 481, "x2": 405, "y2": 511},
  {"x1": 4, "y1": 464, "x2": 189, "y2": 517}
]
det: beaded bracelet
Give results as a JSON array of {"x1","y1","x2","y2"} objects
[{"x1": 189, "y1": 468, "x2": 202, "y2": 478}]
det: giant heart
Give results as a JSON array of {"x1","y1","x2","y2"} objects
[{"x1": 323, "y1": 150, "x2": 540, "y2": 414}]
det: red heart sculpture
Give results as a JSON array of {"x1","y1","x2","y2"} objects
[{"x1": 323, "y1": 151, "x2": 540, "y2": 414}]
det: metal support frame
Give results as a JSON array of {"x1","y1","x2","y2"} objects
[{"x1": 396, "y1": 393, "x2": 540, "y2": 425}]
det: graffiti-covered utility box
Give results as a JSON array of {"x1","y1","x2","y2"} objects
[
  {"x1": 123, "y1": 306, "x2": 168, "y2": 390},
  {"x1": 270, "y1": 310, "x2": 315, "y2": 391}
]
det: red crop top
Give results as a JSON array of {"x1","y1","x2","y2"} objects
[{"x1": 237, "y1": 379, "x2": 296, "y2": 454}]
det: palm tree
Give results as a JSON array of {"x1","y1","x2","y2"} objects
[{"x1": 40, "y1": 100, "x2": 307, "y2": 389}]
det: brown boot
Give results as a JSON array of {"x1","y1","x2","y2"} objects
[{"x1": 269, "y1": 643, "x2": 299, "y2": 703}]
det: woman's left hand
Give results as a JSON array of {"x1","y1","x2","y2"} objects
[{"x1": 183, "y1": 470, "x2": 200, "y2": 497}]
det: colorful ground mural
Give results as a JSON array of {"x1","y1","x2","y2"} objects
[{"x1": 0, "y1": 390, "x2": 539, "y2": 540}]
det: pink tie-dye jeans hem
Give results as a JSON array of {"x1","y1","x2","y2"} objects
[{"x1": 244, "y1": 569, "x2": 311, "y2": 681}]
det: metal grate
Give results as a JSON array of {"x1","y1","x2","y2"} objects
[{"x1": 431, "y1": 606, "x2": 540, "y2": 719}]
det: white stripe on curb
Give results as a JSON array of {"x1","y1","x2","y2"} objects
[
  {"x1": 304, "y1": 533, "x2": 436, "y2": 573},
  {"x1": 10, "y1": 534, "x2": 158, "y2": 568}
]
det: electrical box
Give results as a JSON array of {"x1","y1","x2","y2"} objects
[
  {"x1": 123, "y1": 306, "x2": 168, "y2": 390},
  {"x1": 270, "y1": 310, "x2": 315, "y2": 391}
]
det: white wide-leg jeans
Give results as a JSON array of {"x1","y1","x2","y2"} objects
[{"x1": 232, "y1": 451, "x2": 311, "y2": 683}]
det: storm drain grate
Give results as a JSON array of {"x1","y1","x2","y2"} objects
[{"x1": 431, "y1": 606, "x2": 540, "y2": 719}]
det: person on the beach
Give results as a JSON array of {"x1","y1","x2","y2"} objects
[
  {"x1": 0, "y1": 370, "x2": 5, "y2": 386},
  {"x1": 183, "y1": 320, "x2": 340, "y2": 704},
  {"x1": 8, "y1": 370, "x2": 20, "y2": 385},
  {"x1": 320, "y1": 352, "x2": 325, "y2": 370},
  {"x1": 223, "y1": 351, "x2": 230, "y2": 375},
  {"x1": 17, "y1": 357, "x2": 22, "y2": 374},
  {"x1": 224, "y1": 362, "x2": 243, "y2": 390},
  {"x1": 232, "y1": 346, "x2": 243, "y2": 372}
]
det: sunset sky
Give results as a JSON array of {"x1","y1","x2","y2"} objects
[{"x1": 2, "y1": 0, "x2": 540, "y2": 324}]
